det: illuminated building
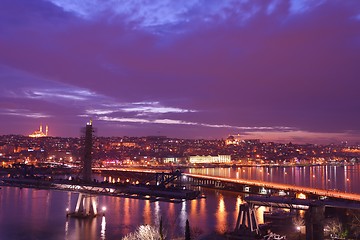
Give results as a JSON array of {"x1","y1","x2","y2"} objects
[
  {"x1": 189, "y1": 155, "x2": 231, "y2": 164},
  {"x1": 225, "y1": 134, "x2": 241, "y2": 145},
  {"x1": 29, "y1": 124, "x2": 49, "y2": 138}
]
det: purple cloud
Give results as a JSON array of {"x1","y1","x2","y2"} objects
[{"x1": 0, "y1": 0, "x2": 359, "y2": 143}]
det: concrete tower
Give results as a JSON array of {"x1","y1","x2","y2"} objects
[
  {"x1": 83, "y1": 120, "x2": 93, "y2": 183},
  {"x1": 67, "y1": 120, "x2": 98, "y2": 218}
]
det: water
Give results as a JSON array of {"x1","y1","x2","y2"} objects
[
  {"x1": 187, "y1": 164, "x2": 360, "y2": 193},
  {"x1": 1, "y1": 164, "x2": 359, "y2": 239},
  {"x1": 0, "y1": 187, "x2": 243, "y2": 239}
]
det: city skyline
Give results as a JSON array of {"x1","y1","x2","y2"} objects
[{"x1": 1, "y1": 0, "x2": 360, "y2": 144}]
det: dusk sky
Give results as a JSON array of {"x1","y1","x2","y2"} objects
[{"x1": 1, "y1": 0, "x2": 360, "y2": 144}]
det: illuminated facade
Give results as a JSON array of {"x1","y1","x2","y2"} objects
[
  {"x1": 189, "y1": 155, "x2": 231, "y2": 164},
  {"x1": 225, "y1": 134, "x2": 241, "y2": 145},
  {"x1": 163, "y1": 157, "x2": 181, "y2": 164},
  {"x1": 29, "y1": 124, "x2": 49, "y2": 138}
]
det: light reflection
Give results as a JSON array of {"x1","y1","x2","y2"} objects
[
  {"x1": 188, "y1": 165, "x2": 360, "y2": 193},
  {"x1": 299, "y1": 210, "x2": 305, "y2": 218},
  {"x1": 123, "y1": 198, "x2": 130, "y2": 226},
  {"x1": 143, "y1": 200, "x2": 151, "y2": 224},
  {"x1": 190, "y1": 199, "x2": 197, "y2": 216},
  {"x1": 100, "y1": 216, "x2": 106, "y2": 240},
  {"x1": 345, "y1": 165, "x2": 349, "y2": 192},
  {"x1": 154, "y1": 201, "x2": 160, "y2": 224},
  {"x1": 199, "y1": 197, "x2": 206, "y2": 221},
  {"x1": 179, "y1": 201, "x2": 187, "y2": 229},
  {"x1": 215, "y1": 194, "x2": 227, "y2": 233},
  {"x1": 234, "y1": 195, "x2": 243, "y2": 226},
  {"x1": 64, "y1": 219, "x2": 69, "y2": 239},
  {"x1": 255, "y1": 206, "x2": 265, "y2": 224}
]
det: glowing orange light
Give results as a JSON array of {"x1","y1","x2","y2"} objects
[{"x1": 297, "y1": 193, "x2": 306, "y2": 199}]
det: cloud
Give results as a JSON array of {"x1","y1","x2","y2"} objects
[
  {"x1": 23, "y1": 89, "x2": 97, "y2": 101},
  {"x1": 0, "y1": 1, "x2": 360, "y2": 142},
  {"x1": 289, "y1": 0, "x2": 326, "y2": 14},
  {"x1": 0, "y1": 109, "x2": 51, "y2": 118},
  {"x1": 99, "y1": 115, "x2": 293, "y2": 132},
  {"x1": 242, "y1": 130, "x2": 360, "y2": 144},
  {"x1": 45, "y1": 0, "x2": 334, "y2": 31},
  {"x1": 0, "y1": 65, "x2": 198, "y2": 124}
]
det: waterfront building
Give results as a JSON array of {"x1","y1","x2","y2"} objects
[
  {"x1": 163, "y1": 157, "x2": 181, "y2": 164},
  {"x1": 189, "y1": 154, "x2": 231, "y2": 164}
]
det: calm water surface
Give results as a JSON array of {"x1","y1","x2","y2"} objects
[
  {"x1": 1, "y1": 164, "x2": 359, "y2": 239},
  {"x1": 187, "y1": 164, "x2": 360, "y2": 193}
]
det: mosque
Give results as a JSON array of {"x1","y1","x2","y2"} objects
[{"x1": 29, "y1": 124, "x2": 49, "y2": 138}]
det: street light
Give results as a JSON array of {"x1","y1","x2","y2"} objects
[{"x1": 102, "y1": 206, "x2": 107, "y2": 216}]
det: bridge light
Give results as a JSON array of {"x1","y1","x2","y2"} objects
[
  {"x1": 102, "y1": 206, "x2": 107, "y2": 212},
  {"x1": 297, "y1": 193, "x2": 306, "y2": 199}
]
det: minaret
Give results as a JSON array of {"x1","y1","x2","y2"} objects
[
  {"x1": 83, "y1": 120, "x2": 93, "y2": 183},
  {"x1": 40, "y1": 124, "x2": 43, "y2": 133},
  {"x1": 45, "y1": 125, "x2": 49, "y2": 136}
]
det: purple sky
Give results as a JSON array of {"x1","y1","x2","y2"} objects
[{"x1": 1, "y1": 0, "x2": 360, "y2": 144}]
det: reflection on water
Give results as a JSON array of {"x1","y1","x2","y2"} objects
[
  {"x1": 1, "y1": 164, "x2": 360, "y2": 239},
  {"x1": 215, "y1": 193, "x2": 227, "y2": 233},
  {"x1": 0, "y1": 187, "x2": 247, "y2": 239},
  {"x1": 179, "y1": 200, "x2": 187, "y2": 229},
  {"x1": 100, "y1": 216, "x2": 106, "y2": 240},
  {"x1": 188, "y1": 164, "x2": 360, "y2": 193},
  {"x1": 255, "y1": 206, "x2": 266, "y2": 224},
  {"x1": 143, "y1": 200, "x2": 152, "y2": 224}
]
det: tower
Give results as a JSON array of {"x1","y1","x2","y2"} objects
[
  {"x1": 232, "y1": 203, "x2": 260, "y2": 237},
  {"x1": 67, "y1": 120, "x2": 98, "y2": 218},
  {"x1": 83, "y1": 120, "x2": 93, "y2": 183},
  {"x1": 40, "y1": 124, "x2": 43, "y2": 133},
  {"x1": 45, "y1": 125, "x2": 48, "y2": 136}
]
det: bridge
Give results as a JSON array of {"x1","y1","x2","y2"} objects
[
  {"x1": 182, "y1": 173, "x2": 360, "y2": 240},
  {"x1": 183, "y1": 173, "x2": 360, "y2": 202}
]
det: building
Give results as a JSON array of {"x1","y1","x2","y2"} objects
[
  {"x1": 29, "y1": 124, "x2": 48, "y2": 138},
  {"x1": 189, "y1": 155, "x2": 231, "y2": 164},
  {"x1": 225, "y1": 134, "x2": 241, "y2": 145}
]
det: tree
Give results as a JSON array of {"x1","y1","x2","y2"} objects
[
  {"x1": 122, "y1": 224, "x2": 166, "y2": 240},
  {"x1": 349, "y1": 210, "x2": 360, "y2": 238},
  {"x1": 185, "y1": 219, "x2": 191, "y2": 240},
  {"x1": 293, "y1": 216, "x2": 305, "y2": 228},
  {"x1": 324, "y1": 218, "x2": 346, "y2": 239}
]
